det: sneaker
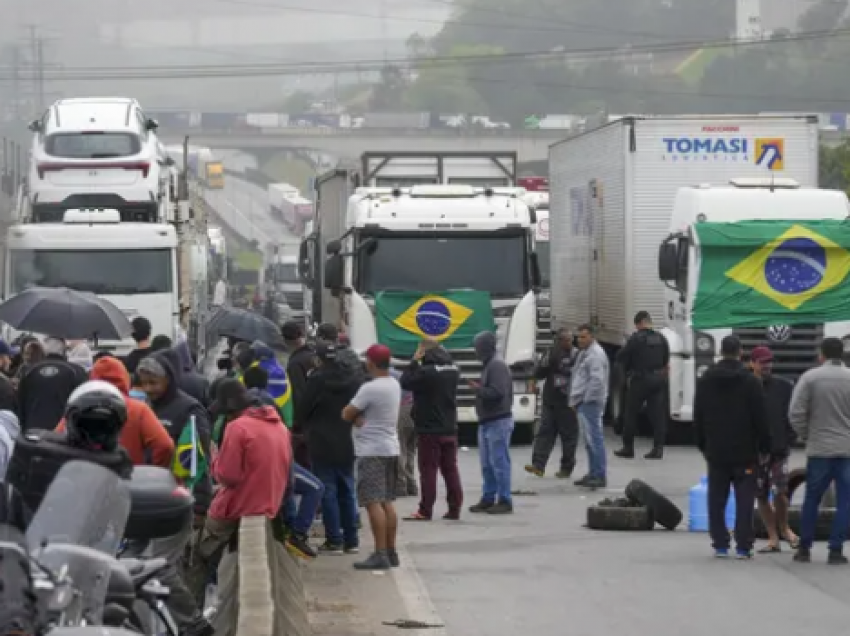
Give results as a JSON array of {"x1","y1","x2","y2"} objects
[
  {"x1": 574, "y1": 475, "x2": 591, "y2": 487},
  {"x1": 286, "y1": 532, "x2": 317, "y2": 560},
  {"x1": 581, "y1": 477, "x2": 607, "y2": 490},
  {"x1": 469, "y1": 500, "x2": 494, "y2": 513},
  {"x1": 714, "y1": 548, "x2": 730, "y2": 559},
  {"x1": 644, "y1": 448, "x2": 664, "y2": 460},
  {"x1": 555, "y1": 469, "x2": 573, "y2": 479},
  {"x1": 344, "y1": 544, "x2": 360, "y2": 555},
  {"x1": 487, "y1": 502, "x2": 514, "y2": 515},
  {"x1": 318, "y1": 541, "x2": 344, "y2": 556},
  {"x1": 524, "y1": 464, "x2": 544, "y2": 477},
  {"x1": 387, "y1": 548, "x2": 400, "y2": 568},
  {"x1": 735, "y1": 548, "x2": 753, "y2": 560},
  {"x1": 828, "y1": 550, "x2": 848, "y2": 565},
  {"x1": 613, "y1": 448, "x2": 635, "y2": 459},
  {"x1": 793, "y1": 547, "x2": 812, "y2": 563},
  {"x1": 442, "y1": 510, "x2": 461, "y2": 521},
  {"x1": 353, "y1": 551, "x2": 391, "y2": 570}
]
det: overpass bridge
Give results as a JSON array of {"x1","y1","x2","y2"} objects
[{"x1": 159, "y1": 127, "x2": 566, "y2": 163}]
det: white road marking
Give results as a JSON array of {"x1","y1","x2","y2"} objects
[{"x1": 392, "y1": 539, "x2": 449, "y2": 635}]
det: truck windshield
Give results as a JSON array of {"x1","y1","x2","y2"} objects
[
  {"x1": 536, "y1": 241, "x2": 551, "y2": 287},
  {"x1": 44, "y1": 132, "x2": 142, "y2": 159},
  {"x1": 10, "y1": 249, "x2": 172, "y2": 295},
  {"x1": 276, "y1": 263, "x2": 299, "y2": 283},
  {"x1": 359, "y1": 234, "x2": 527, "y2": 297}
]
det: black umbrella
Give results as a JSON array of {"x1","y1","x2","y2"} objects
[
  {"x1": 0, "y1": 287, "x2": 132, "y2": 341},
  {"x1": 206, "y1": 306, "x2": 284, "y2": 347}
]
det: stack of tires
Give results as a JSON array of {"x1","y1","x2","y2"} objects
[{"x1": 586, "y1": 479, "x2": 683, "y2": 532}]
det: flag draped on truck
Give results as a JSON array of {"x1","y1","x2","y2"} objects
[
  {"x1": 375, "y1": 290, "x2": 496, "y2": 356},
  {"x1": 692, "y1": 220, "x2": 850, "y2": 329}
]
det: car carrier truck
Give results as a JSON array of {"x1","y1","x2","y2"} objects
[
  {"x1": 300, "y1": 151, "x2": 542, "y2": 430},
  {"x1": 549, "y1": 114, "x2": 835, "y2": 429}
]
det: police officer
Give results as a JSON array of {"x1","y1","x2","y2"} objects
[{"x1": 614, "y1": 311, "x2": 669, "y2": 460}]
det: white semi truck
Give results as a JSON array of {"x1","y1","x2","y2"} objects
[
  {"x1": 549, "y1": 114, "x2": 829, "y2": 429},
  {"x1": 300, "y1": 151, "x2": 542, "y2": 430},
  {"x1": 268, "y1": 183, "x2": 313, "y2": 235}
]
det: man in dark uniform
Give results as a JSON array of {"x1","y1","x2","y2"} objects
[
  {"x1": 614, "y1": 311, "x2": 669, "y2": 460},
  {"x1": 525, "y1": 327, "x2": 579, "y2": 477}
]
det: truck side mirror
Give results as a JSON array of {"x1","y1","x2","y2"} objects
[
  {"x1": 28, "y1": 120, "x2": 41, "y2": 132},
  {"x1": 658, "y1": 243, "x2": 678, "y2": 281},
  {"x1": 324, "y1": 253, "x2": 343, "y2": 290},
  {"x1": 299, "y1": 238, "x2": 316, "y2": 288},
  {"x1": 146, "y1": 118, "x2": 159, "y2": 131},
  {"x1": 326, "y1": 239, "x2": 342, "y2": 255}
]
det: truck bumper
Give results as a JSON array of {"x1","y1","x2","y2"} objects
[{"x1": 457, "y1": 394, "x2": 537, "y2": 426}]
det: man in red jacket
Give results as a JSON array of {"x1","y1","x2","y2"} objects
[{"x1": 185, "y1": 381, "x2": 292, "y2": 607}]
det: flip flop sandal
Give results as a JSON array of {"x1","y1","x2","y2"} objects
[
  {"x1": 758, "y1": 545, "x2": 781, "y2": 554},
  {"x1": 403, "y1": 512, "x2": 431, "y2": 521},
  {"x1": 784, "y1": 536, "x2": 800, "y2": 549}
]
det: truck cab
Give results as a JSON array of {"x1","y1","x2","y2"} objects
[{"x1": 657, "y1": 178, "x2": 850, "y2": 423}]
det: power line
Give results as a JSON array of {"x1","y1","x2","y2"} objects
[{"x1": 1, "y1": 25, "x2": 846, "y2": 81}]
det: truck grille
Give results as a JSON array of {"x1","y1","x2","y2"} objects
[
  {"x1": 733, "y1": 324, "x2": 823, "y2": 379},
  {"x1": 394, "y1": 348, "x2": 483, "y2": 409},
  {"x1": 283, "y1": 291, "x2": 304, "y2": 311}
]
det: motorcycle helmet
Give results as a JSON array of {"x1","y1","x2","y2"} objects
[{"x1": 64, "y1": 380, "x2": 127, "y2": 451}]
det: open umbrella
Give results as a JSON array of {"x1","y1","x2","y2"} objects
[
  {"x1": 206, "y1": 306, "x2": 284, "y2": 347},
  {"x1": 0, "y1": 287, "x2": 132, "y2": 341}
]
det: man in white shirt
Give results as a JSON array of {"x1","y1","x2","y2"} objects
[{"x1": 342, "y1": 344, "x2": 401, "y2": 571}]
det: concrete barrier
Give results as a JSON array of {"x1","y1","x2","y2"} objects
[{"x1": 215, "y1": 516, "x2": 311, "y2": 636}]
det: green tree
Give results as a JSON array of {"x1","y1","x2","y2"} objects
[{"x1": 820, "y1": 141, "x2": 850, "y2": 193}]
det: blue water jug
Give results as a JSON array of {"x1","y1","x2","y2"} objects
[{"x1": 688, "y1": 476, "x2": 737, "y2": 532}]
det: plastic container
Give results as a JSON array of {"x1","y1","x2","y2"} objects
[
  {"x1": 688, "y1": 475, "x2": 737, "y2": 532},
  {"x1": 125, "y1": 466, "x2": 194, "y2": 541}
]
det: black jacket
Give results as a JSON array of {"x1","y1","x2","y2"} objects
[
  {"x1": 0, "y1": 373, "x2": 18, "y2": 414},
  {"x1": 287, "y1": 345, "x2": 317, "y2": 431},
  {"x1": 123, "y1": 347, "x2": 152, "y2": 376},
  {"x1": 149, "y1": 351, "x2": 213, "y2": 515},
  {"x1": 400, "y1": 347, "x2": 460, "y2": 436},
  {"x1": 535, "y1": 345, "x2": 577, "y2": 407},
  {"x1": 694, "y1": 359, "x2": 771, "y2": 466},
  {"x1": 18, "y1": 355, "x2": 87, "y2": 432},
  {"x1": 297, "y1": 360, "x2": 361, "y2": 467},
  {"x1": 761, "y1": 374, "x2": 795, "y2": 457}
]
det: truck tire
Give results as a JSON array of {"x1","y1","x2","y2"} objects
[
  {"x1": 624, "y1": 479, "x2": 683, "y2": 531},
  {"x1": 786, "y1": 467, "x2": 837, "y2": 507},
  {"x1": 753, "y1": 506, "x2": 844, "y2": 542},
  {"x1": 586, "y1": 498, "x2": 654, "y2": 531}
]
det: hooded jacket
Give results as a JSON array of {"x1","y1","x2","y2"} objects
[
  {"x1": 18, "y1": 354, "x2": 88, "y2": 432},
  {"x1": 209, "y1": 405, "x2": 293, "y2": 521},
  {"x1": 473, "y1": 332, "x2": 513, "y2": 424},
  {"x1": 536, "y1": 345, "x2": 578, "y2": 407},
  {"x1": 56, "y1": 357, "x2": 174, "y2": 468},
  {"x1": 173, "y1": 342, "x2": 211, "y2": 407},
  {"x1": 0, "y1": 410, "x2": 20, "y2": 481},
  {"x1": 286, "y1": 343, "x2": 317, "y2": 429},
  {"x1": 148, "y1": 351, "x2": 213, "y2": 514},
  {"x1": 400, "y1": 347, "x2": 459, "y2": 436},
  {"x1": 336, "y1": 345, "x2": 366, "y2": 385},
  {"x1": 694, "y1": 358, "x2": 771, "y2": 465},
  {"x1": 297, "y1": 359, "x2": 362, "y2": 466}
]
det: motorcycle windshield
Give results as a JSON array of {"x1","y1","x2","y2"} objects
[{"x1": 26, "y1": 460, "x2": 130, "y2": 555}]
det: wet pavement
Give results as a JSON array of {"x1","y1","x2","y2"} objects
[{"x1": 394, "y1": 433, "x2": 850, "y2": 636}]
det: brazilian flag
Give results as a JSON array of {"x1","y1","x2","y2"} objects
[
  {"x1": 692, "y1": 220, "x2": 850, "y2": 329},
  {"x1": 242, "y1": 360, "x2": 293, "y2": 427},
  {"x1": 375, "y1": 290, "x2": 496, "y2": 356},
  {"x1": 172, "y1": 415, "x2": 208, "y2": 491}
]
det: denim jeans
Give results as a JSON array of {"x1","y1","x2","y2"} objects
[
  {"x1": 279, "y1": 463, "x2": 325, "y2": 535},
  {"x1": 311, "y1": 462, "x2": 359, "y2": 547},
  {"x1": 478, "y1": 416, "x2": 514, "y2": 505},
  {"x1": 577, "y1": 402, "x2": 606, "y2": 479},
  {"x1": 799, "y1": 457, "x2": 850, "y2": 551}
]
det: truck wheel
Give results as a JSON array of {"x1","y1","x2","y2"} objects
[
  {"x1": 624, "y1": 479, "x2": 683, "y2": 531},
  {"x1": 787, "y1": 467, "x2": 836, "y2": 507},
  {"x1": 586, "y1": 498, "x2": 654, "y2": 531}
]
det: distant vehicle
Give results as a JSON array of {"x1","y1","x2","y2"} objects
[{"x1": 268, "y1": 183, "x2": 313, "y2": 235}]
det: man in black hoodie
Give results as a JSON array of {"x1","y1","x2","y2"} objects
[
  {"x1": 694, "y1": 335, "x2": 771, "y2": 559},
  {"x1": 18, "y1": 337, "x2": 87, "y2": 431},
  {"x1": 400, "y1": 339, "x2": 463, "y2": 520},
  {"x1": 283, "y1": 321, "x2": 316, "y2": 467},
  {"x1": 297, "y1": 342, "x2": 362, "y2": 554}
]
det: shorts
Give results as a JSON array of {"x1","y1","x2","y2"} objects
[
  {"x1": 356, "y1": 456, "x2": 399, "y2": 506},
  {"x1": 757, "y1": 456, "x2": 790, "y2": 500}
]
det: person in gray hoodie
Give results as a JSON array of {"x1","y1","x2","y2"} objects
[
  {"x1": 789, "y1": 337, "x2": 850, "y2": 565},
  {"x1": 569, "y1": 324, "x2": 610, "y2": 489},
  {"x1": 468, "y1": 331, "x2": 515, "y2": 515}
]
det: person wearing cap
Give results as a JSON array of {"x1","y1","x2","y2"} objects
[
  {"x1": 0, "y1": 340, "x2": 17, "y2": 414},
  {"x1": 342, "y1": 344, "x2": 402, "y2": 570},
  {"x1": 317, "y1": 323, "x2": 366, "y2": 383},
  {"x1": 123, "y1": 316, "x2": 153, "y2": 375},
  {"x1": 750, "y1": 345, "x2": 798, "y2": 553}
]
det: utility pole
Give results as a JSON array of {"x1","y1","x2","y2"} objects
[{"x1": 28, "y1": 25, "x2": 45, "y2": 113}]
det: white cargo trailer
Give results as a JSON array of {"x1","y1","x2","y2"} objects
[{"x1": 549, "y1": 114, "x2": 819, "y2": 344}]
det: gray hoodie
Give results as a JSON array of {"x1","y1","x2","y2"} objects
[
  {"x1": 569, "y1": 341, "x2": 609, "y2": 408},
  {"x1": 789, "y1": 359, "x2": 850, "y2": 458},
  {"x1": 473, "y1": 332, "x2": 513, "y2": 423},
  {"x1": 0, "y1": 410, "x2": 21, "y2": 481}
]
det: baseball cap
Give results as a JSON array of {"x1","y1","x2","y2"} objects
[
  {"x1": 750, "y1": 346, "x2": 774, "y2": 364},
  {"x1": 365, "y1": 344, "x2": 391, "y2": 366},
  {"x1": 0, "y1": 340, "x2": 11, "y2": 356},
  {"x1": 316, "y1": 342, "x2": 338, "y2": 362}
]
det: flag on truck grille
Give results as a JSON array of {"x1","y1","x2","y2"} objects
[
  {"x1": 692, "y1": 220, "x2": 850, "y2": 329},
  {"x1": 375, "y1": 291, "x2": 495, "y2": 356}
]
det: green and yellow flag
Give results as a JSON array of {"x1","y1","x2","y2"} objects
[
  {"x1": 692, "y1": 220, "x2": 850, "y2": 329},
  {"x1": 172, "y1": 415, "x2": 208, "y2": 491},
  {"x1": 375, "y1": 290, "x2": 496, "y2": 356}
]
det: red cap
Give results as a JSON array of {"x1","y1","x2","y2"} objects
[
  {"x1": 365, "y1": 344, "x2": 391, "y2": 365},
  {"x1": 750, "y1": 346, "x2": 774, "y2": 364}
]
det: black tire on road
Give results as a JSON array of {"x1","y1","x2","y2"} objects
[
  {"x1": 753, "y1": 505, "x2": 845, "y2": 541},
  {"x1": 786, "y1": 467, "x2": 837, "y2": 507},
  {"x1": 586, "y1": 505, "x2": 655, "y2": 531},
  {"x1": 624, "y1": 479, "x2": 684, "y2": 531}
]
